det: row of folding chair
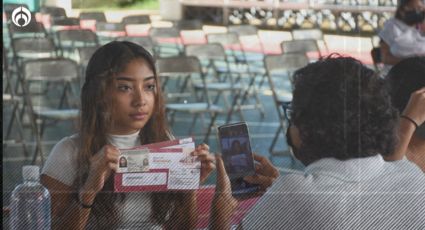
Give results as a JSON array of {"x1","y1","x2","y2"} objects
[{"x1": 3, "y1": 55, "x2": 80, "y2": 165}]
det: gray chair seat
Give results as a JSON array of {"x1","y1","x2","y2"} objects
[{"x1": 166, "y1": 103, "x2": 223, "y2": 113}]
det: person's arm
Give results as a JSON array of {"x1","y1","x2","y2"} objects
[
  {"x1": 243, "y1": 154, "x2": 279, "y2": 194},
  {"x1": 210, "y1": 155, "x2": 238, "y2": 230},
  {"x1": 380, "y1": 40, "x2": 403, "y2": 65},
  {"x1": 41, "y1": 175, "x2": 92, "y2": 230},
  {"x1": 165, "y1": 192, "x2": 198, "y2": 230},
  {"x1": 209, "y1": 154, "x2": 280, "y2": 229},
  {"x1": 386, "y1": 88, "x2": 425, "y2": 161},
  {"x1": 41, "y1": 144, "x2": 120, "y2": 230},
  {"x1": 164, "y1": 144, "x2": 215, "y2": 230}
]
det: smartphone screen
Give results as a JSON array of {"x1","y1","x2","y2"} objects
[{"x1": 218, "y1": 122, "x2": 259, "y2": 198}]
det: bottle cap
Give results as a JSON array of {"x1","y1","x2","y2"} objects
[{"x1": 22, "y1": 165, "x2": 40, "y2": 181}]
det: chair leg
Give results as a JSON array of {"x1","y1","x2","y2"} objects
[
  {"x1": 6, "y1": 102, "x2": 18, "y2": 139},
  {"x1": 189, "y1": 114, "x2": 199, "y2": 134},
  {"x1": 31, "y1": 118, "x2": 44, "y2": 165},
  {"x1": 225, "y1": 88, "x2": 242, "y2": 123},
  {"x1": 269, "y1": 124, "x2": 283, "y2": 154},
  {"x1": 203, "y1": 112, "x2": 218, "y2": 144},
  {"x1": 5, "y1": 101, "x2": 29, "y2": 157}
]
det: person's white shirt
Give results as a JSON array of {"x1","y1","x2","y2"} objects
[
  {"x1": 241, "y1": 155, "x2": 425, "y2": 229},
  {"x1": 42, "y1": 131, "x2": 161, "y2": 229},
  {"x1": 379, "y1": 18, "x2": 425, "y2": 58}
]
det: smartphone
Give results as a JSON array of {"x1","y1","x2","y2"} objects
[{"x1": 217, "y1": 122, "x2": 259, "y2": 199}]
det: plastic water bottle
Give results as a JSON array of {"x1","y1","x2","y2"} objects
[{"x1": 10, "y1": 165, "x2": 51, "y2": 230}]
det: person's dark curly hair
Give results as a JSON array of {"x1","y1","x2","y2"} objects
[
  {"x1": 290, "y1": 55, "x2": 398, "y2": 165},
  {"x1": 386, "y1": 56, "x2": 425, "y2": 113}
]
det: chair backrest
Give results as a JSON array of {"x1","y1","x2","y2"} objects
[
  {"x1": 23, "y1": 58, "x2": 79, "y2": 82},
  {"x1": 206, "y1": 32, "x2": 240, "y2": 47},
  {"x1": 57, "y1": 29, "x2": 99, "y2": 47},
  {"x1": 265, "y1": 53, "x2": 309, "y2": 104},
  {"x1": 8, "y1": 20, "x2": 47, "y2": 38},
  {"x1": 291, "y1": 29, "x2": 323, "y2": 40},
  {"x1": 22, "y1": 58, "x2": 80, "y2": 111},
  {"x1": 228, "y1": 25, "x2": 258, "y2": 36},
  {"x1": 149, "y1": 27, "x2": 180, "y2": 38},
  {"x1": 156, "y1": 56, "x2": 202, "y2": 76},
  {"x1": 122, "y1": 14, "x2": 151, "y2": 25},
  {"x1": 40, "y1": 6, "x2": 67, "y2": 19},
  {"x1": 12, "y1": 37, "x2": 56, "y2": 58},
  {"x1": 52, "y1": 17, "x2": 80, "y2": 26},
  {"x1": 185, "y1": 43, "x2": 226, "y2": 60},
  {"x1": 264, "y1": 53, "x2": 309, "y2": 74},
  {"x1": 281, "y1": 39, "x2": 320, "y2": 55},
  {"x1": 174, "y1": 19, "x2": 203, "y2": 31},
  {"x1": 79, "y1": 12, "x2": 106, "y2": 22},
  {"x1": 95, "y1": 22, "x2": 125, "y2": 32}
]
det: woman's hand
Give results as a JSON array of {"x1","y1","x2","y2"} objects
[
  {"x1": 80, "y1": 145, "x2": 120, "y2": 204},
  {"x1": 243, "y1": 154, "x2": 279, "y2": 193},
  {"x1": 402, "y1": 87, "x2": 425, "y2": 127},
  {"x1": 191, "y1": 143, "x2": 215, "y2": 184}
]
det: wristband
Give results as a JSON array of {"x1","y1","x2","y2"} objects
[
  {"x1": 78, "y1": 193, "x2": 94, "y2": 209},
  {"x1": 400, "y1": 115, "x2": 419, "y2": 129}
]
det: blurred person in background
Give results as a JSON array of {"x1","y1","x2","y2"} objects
[{"x1": 379, "y1": 0, "x2": 425, "y2": 66}]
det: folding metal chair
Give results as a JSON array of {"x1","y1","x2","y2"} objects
[
  {"x1": 149, "y1": 27, "x2": 182, "y2": 56},
  {"x1": 228, "y1": 25, "x2": 268, "y2": 88},
  {"x1": 264, "y1": 53, "x2": 309, "y2": 156},
  {"x1": 228, "y1": 24, "x2": 265, "y2": 63},
  {"x1": 11, "y1": 37, "x2": 57, "y2": 94},
  {"x1": 206, "y1": 33, "x2": 265, "y2": 120},
  {"x1": 156, "y1": 56, "x2": 224, "y2": 143},
  {"x1": 3, "y1": 48, "x2": 28, "y2": 156},
  {"x1": 20, "y1": 58, "x2": 80, "y2": 164},
  {"x1": 185, "y1": 43, "x2": 246, "y2": 122}
]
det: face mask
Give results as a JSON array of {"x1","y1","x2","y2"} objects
[{"x1": 403, "y1": 10, "x2": 425, "y2": 25}]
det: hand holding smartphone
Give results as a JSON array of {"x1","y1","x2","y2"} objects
[{"x1": 217, "y1": 122, "x2": 259, "y2": 199}]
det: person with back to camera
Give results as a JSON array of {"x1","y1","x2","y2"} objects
[
  {"x1": 40, "y1": 41, "x2": 215, "y2": 229},
  {"x1": 386, "y1": 56, "x2": 425, "y2": 172},
  {"x1": 210, "y1": 55, "x2": 425, "y2": 229},
  {"x1": 379, "y1": 0, "x2": 425, "y2": 66}
]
